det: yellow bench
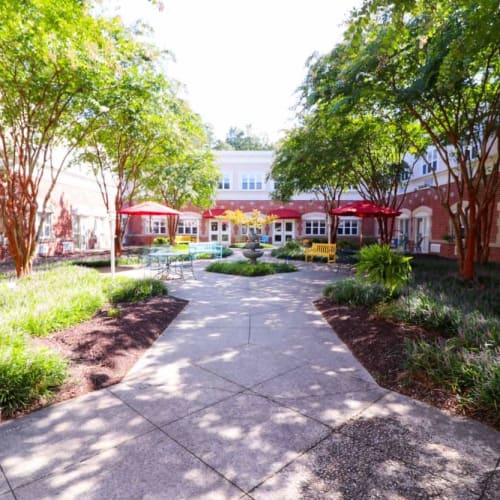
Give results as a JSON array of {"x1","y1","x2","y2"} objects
[
  {"x1": 304, "y1": 243, "x2": 337, "y2": 264},
  {"x1": 176, "y1": 235, "x2": 197, "y2": 243}
]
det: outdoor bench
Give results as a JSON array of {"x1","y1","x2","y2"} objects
[
  {"x1": 176, "y1": 235, "x2": 197, "y2": 243},
  {"x1": 188, "y1": 242, "x2": 223, "y2": 259},
  {"x1": 304, "y1": 243, "x2": 337, "y2": 264}
]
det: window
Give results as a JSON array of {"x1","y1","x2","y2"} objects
[
  {"x1": 144, "y1": 216, "x2": 167, "y2": 234},
  {"x1": 38, "y1": 213, "x2": 52, "y2": 239},
  {"x1": 305, "y1": 220, "x2": 326, "y2": 236},
  {"x1": 337, "y1": 219, "x2": 359, "y2": 236},
  {"x1": 241, "y1": 173, "x2": 263, "y2": 190},
  {"x1": 423, "y1": 149, "x2": 437, "y2": 174},
  {"x1": 178, "y1": 220, "x2": 198, "y2": 235},
  {"x1": 466, "y1": 146, "x2": 479, "y2": 161},
  {"x1": 218, "y1": 174, "x2": 231, "y2": 190},
  {"x1": 241, "y1": 224, "x2": 262, "y2": 236}
]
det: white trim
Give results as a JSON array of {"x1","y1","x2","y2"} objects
[
  {"x1": 301, "y1": 212, "x2": 327, "y2": 221},
  {"x1": 412, "y1": 206, "x2": 433, "y2": 217},
  {"x1": 179, "y1": 211, "x2": 202, "y2": 220}
]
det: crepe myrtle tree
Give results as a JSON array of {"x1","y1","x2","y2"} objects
[
  {"x1": 79, "y1": 59, "x2": 179, "y2": 256},
  {"x1": 269, "y1": 115, "x2": 353, "y2": 244},
  {"x1": 307, "y1": 0, "x2": 499, "y2": 279},
  {"x1": 217, "y1": 209, "x2": 277, "y2": 241},
  {"x1": 0, "y1": 0, "x2": 118, "y2": 277},
  {"x1": 141, "y1": 103, "x2": 219, "y2": 245}
]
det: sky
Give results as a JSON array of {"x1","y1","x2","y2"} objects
[{"x1": 110, "y1": 0, "x2": 362, "y2": 143}]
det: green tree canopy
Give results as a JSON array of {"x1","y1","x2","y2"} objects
[
  {"x1": 0, "y1": 0, "x2": 117, "y2": 276},
  {"x1": 214, "y1": 125, "x2": 274, "y2": 151},
  {"x1": 141, "y1": 102, "x2": 219, "y2": 243},
  {"x1": 306, "y1": 0, "x2": 500, "y2": 279}
]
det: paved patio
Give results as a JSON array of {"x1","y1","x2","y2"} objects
[{"x1": 0, "y1": 259, "x2": 499, "y2": 499}]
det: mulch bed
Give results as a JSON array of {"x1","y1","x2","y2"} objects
[
  {"x1": 21, "y1": 296, "x2": 187, "y2": 417},
  {"x1": 315, "y1": 298, "x2": 497, "y2": 430}
]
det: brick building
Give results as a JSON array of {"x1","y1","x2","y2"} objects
[
  {"x1": 0, "y1": 165, "x2": 115, "y2": 262},
  {"x1": 126, "y1": 148, "x2": 500, "y2": 262},
  {"x1": 1, "y1": 148, "x2": 498, "y2": 263}
]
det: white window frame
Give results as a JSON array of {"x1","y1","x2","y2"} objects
[
  {"x1": 177, "y1": 219, "x2": 198, "y2": 235},
  {"x1": 218, "y1": 173, "x2": 231, "y2": 190},
  {"x1": 38, "y1": 213, "x2": 52, "y2": 239},
  {"x1": 241, "y1": 173, "x2": 263, "y2": 191},
  {"x1": 143, "y1": 216, "x2": 167, "y2": 235},
  {"x1": 305, "y1": 220, "x2": 326, "y2": 236},
  {"x1": 337, "y1": 218, "x2": 359, "y2": 236},
  {"x1": 241, "y1": 223, "x2": 262, "y2": 236},
  {"x1": 423, "y1": 149, "x2": 438, "y2": 174}
]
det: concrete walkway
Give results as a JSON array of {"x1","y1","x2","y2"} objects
[{"x1": 1, "y1": 259, "x2": 499, "y2": 499}]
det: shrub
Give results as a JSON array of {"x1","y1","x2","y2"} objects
[
  {"x1": 206, "y1": 260, "x2": 297, "y2": 276},
  {"x1": 104, "y1": 277, "x2": 168, "y2": 303},
  {"x1": 356, "y1": 244, "x2": 412, "y2": 295},
  {"x1": 194, "y1": 247, "x2": 233, "y2": 259},
  {"x1": 405, "y1": 338, "x2": 499, "y2": 421},
  {"x1": 323, "y1": 278, "x2": 390, "y2": 307},
  {"x1": 153, "y1": 237, "x2": 170, "y2": 246},
  {"x1": 336, "y1": 239, "x2": 358, "y2": 250},
  {"x1": 0, "y1": 335, "x2": 67, "y2": 417},
  {"x1": 271, "y1": 240, "x2": 305, "y2": 260}
]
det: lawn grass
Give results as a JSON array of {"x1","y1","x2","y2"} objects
[
  {"x1": 206, "y1": 260, "x2": 298, "y2": 276},
  {"x1": 0, "y1": 265, "x2": 168, "y2": 416}
]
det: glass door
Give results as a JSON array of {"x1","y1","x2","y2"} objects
[
  {"x1": 209, "y1": 220, "x2": 231, "y2": 244},
  {"x1": 284, "y1": 221, "x2": 295, "y2": 242},
  {"x1": 415, "y1": 217, "x2": 430, "y2": 253},
  {"x1": 273, "y1": 220, "x2": 295, "y2": 244},
  {"x1": 273, "y1": 221, "x2": 283, "y2": 244}
]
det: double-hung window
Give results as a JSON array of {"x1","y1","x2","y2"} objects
[
  {"x1": 218, "y1": 174, "x2": 231, "y2": 190},
  {"x1": 144, "y1": 216, "x2": 167, "y2": 234},
  {"x1": 423, "y1": 149, "x2": 438, "y2": 174},
  {"x1": 178, "y1": 220, "x2": 198, "y2": 235},
  {"x1": 38, "y1": 213, "x2": 52, "y2": 239},
  {"x1": 305, "y1": 220, "x2": 326, "y2": 236},
  {"x1": 241, "y1": 173, "x2": 263, "y2": 190},
  {"x1": 337, "y1": 219, "x2": 359, "y2": 236}
]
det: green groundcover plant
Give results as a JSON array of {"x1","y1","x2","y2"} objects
[
  {"x1": 270, "y1": 240, "x2": 305, "y2": 261},
  {"x1": 206, "y1": 260, "x2": 298, "y2": 276},
  {"x1": 324, "y1": 255, "x2": 500, "y2": 423}
]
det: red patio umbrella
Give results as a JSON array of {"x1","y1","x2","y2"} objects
[
  {"x1": 118, "y1": 201, "x2": 180, "y2": 216},
  {"x1": 112, "y1": 202, "x2": 180, "y2": 276},
  {"x1": 331, "y1": 200, "x2": 401, "y2": 218},
  {"x1": 332, "y1": 200, "x2": 401, "y2": 246}
]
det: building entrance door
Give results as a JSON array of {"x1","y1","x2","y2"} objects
[
  {"x1": 209, "y1": 220, "x2": 231, "y2": 244},
  {"x1": 273, "y1": 221, "x2": 294, "y2": 245},
  {"x1": 415, "y1": 216, "x2": 430, "y2": 253}
]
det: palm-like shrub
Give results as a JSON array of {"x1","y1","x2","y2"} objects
[{"x1": 356, "y1": 244, "x2": 412, "y2": 295}]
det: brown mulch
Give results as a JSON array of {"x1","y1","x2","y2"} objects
[
  {"x1": 315, "y1": 298, "x2": 497, "y2": 430},
  {"x1": 17, "y1": 296, "x2": 187, "y2": 418}
]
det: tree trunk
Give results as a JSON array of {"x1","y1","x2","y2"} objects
[
  {"x1": 462, "y1": 197, "x2": 477, "y2": 281},
  {"x1": 7, "y1": 225, "x2": 36, "y2": 278},
  {"x1": 114, "y1": 213, "x2": 123, "y2": 257},
  {"x1": 168, "y1": 216, "x2": 179, "y2": 245}
]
